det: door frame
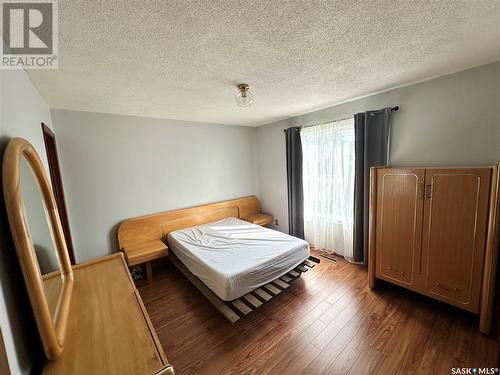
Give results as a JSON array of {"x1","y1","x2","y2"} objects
[{"x1": 41, "y1": 123, "x2": 76, "y2": 264}]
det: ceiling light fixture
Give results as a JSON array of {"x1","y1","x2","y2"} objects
[{"x1": 235, "y1": 84, "x2": 253, "y2": 107}]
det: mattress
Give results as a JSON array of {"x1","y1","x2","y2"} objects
[{"x1": 167, "y1": 217, "x2": 310, "y2": 301}]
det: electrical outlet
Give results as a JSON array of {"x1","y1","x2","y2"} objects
[
  {"x1": 275, "y1": 218, "x2": 279, "y2": 226},
  {"x1": 130, "y1": 266, "x2": 143, "y2": 280}
]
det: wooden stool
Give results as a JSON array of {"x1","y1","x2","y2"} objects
[{"x1": 122, "y1": 240, "x2": 168, "y2": 282}]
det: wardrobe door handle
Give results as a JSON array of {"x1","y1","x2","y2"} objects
[
  {"x1": 435, "y1": 281, "x2": 458, "y2": 292},
  {"x1": 425, "y1": 184, "x2": 432, "y2": 199},
  {"x1": 388, "y1": 265, "x2": 405, "y2": 275}
]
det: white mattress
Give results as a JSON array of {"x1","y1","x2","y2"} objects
[{"x1": 167, "y1": 217, "x2": 310, "y2": 301}]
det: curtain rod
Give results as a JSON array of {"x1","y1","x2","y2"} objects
[
  {"x1": 300, "y1": 115, "x2": 354, "y2": 130},
  {"x1": 286, "y1": 106, "x2": 400, "y2": 131}
]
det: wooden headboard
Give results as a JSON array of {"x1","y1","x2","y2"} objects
[{"x1": 117, "y1": 196, "x2": 261, "y2": 250}]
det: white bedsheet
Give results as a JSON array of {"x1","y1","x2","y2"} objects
[{"x1": 167, "y1": 217, "x2": 310, "y2": 301}]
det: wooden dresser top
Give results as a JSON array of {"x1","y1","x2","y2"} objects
[{"x1": 43, "y1": 253, "x2": 170, "y2": 375}]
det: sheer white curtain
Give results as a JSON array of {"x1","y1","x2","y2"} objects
[{"x1": 301, "y1": 118, "x2": 355, "y2": 260}]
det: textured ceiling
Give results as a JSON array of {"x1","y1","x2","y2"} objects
[{"x1": 26, "y1": 0, "x2": 500, "y2": 127}]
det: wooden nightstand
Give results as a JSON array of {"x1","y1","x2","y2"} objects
[
  {"x1": 122, "y1": 239, "x2": 168, "y2": 282},
  {"x1": 242, "y1": 213, "x2": 273, "y2": 226}
]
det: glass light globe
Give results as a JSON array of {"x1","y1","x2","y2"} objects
[{"x1": 235, "y1": 85, "x2": 253, "y2": 107}]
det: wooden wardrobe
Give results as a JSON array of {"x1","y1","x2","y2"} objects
[{"x1": 368, "y1": 165, "x2": 499, "y2": 334}]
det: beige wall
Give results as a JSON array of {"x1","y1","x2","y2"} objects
[
  {"x1": 0, "y1": 68, "x2": 54, "y2": 375},
  {"x1": 257, "y1": 61, "x2": 500, "y2": 234},
  {"x1": 50, "y1": 109, "x2": 260, "y2": 262}
]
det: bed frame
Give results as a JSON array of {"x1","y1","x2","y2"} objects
[
  {"x1": 170, "y1": 251, "x2": 319, "y2": 322},
  {"x1": 117, "y1": 196, "x2": 319, "y2": 323}
]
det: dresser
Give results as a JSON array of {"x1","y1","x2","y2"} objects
[
  {"x1": 42, "y1": 254, "x2": 173, "y2": 374},
  {"x1": 3, "y1": 137, "x2": 175, "y2": 374}
]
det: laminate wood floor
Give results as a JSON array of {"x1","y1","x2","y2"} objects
[{"x1": 138, "y1": 252, "x2": 499, "y2": 375}]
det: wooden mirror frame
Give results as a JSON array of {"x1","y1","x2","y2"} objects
[{"x1": 2, "y1": 138, "x2": 73, "y2": 360}]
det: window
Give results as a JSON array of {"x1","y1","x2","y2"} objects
[{"x1": 301, "y1": 117, "x2": 355, "y2": 259}]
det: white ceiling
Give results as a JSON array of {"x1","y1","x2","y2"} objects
[{"x1": 27, "y1": 1, "x2": 500, "y2": 127}]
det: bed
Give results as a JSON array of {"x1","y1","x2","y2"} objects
[
  {"x1": 117, "y1": 196, "x2": 319, "y2": 323},
  {"x1": 167, "y1": 217, "x2": 310, "y2": 301}
]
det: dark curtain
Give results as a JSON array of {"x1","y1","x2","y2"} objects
[
  {"x1": 284, "y1": 127, "x2": 304, "y2": 239},
  {"x1": 353, "y1": 108, "x2": 392, "y2": 263}
]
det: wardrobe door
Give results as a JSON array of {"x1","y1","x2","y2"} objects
[
  {"x1": 375, "y1": 168, "x2": 425, "y2": 287},
  {"x1": 422, "y1": 168, "x2": 491, "y2": 312}
]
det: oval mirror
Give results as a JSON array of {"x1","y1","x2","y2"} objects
[
  {"x1": 3, "y1": 138, "x2": 73, "y2": 360},
  {"x1": 19, "y1": 156, "x2": 64, "y2": 321}
]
